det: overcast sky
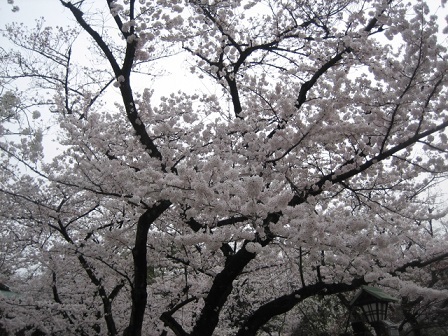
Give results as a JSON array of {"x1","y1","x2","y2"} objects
[{"x1": 1, "y1": 0, "x2": 73, "y2": 25}]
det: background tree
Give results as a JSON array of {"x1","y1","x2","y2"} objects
[
  {"x1": 1, "y1": 0, "x2": 448, "y2": 335},
  {"x1": 397, "y1": 245, "x2": 448, "y2": 336}
]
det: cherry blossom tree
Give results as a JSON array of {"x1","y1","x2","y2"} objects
[{"x1": 1, "y1": 0, "x2": 448, "y2": 335}]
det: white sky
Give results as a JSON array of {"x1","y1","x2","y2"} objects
[
  {"x1": 0, "y1": 0, "x2": 217, "y2": 99},
  {"x1": 2, "y1": 0, "x2": 447, "y2": 97},
  {"x1": 1, "y1": 0, "x2": 72, "y2": 26}
]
